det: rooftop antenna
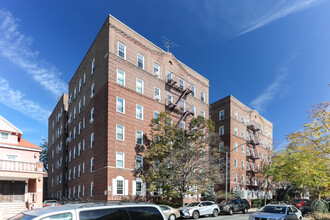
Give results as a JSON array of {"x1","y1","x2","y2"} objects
[{"x1": 162, "y1": 36, "x2": 179, "y2": 53}]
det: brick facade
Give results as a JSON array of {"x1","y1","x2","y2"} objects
[
  {"x1": 210, "y1": 95, "x2": 273, "y2": 200},
  {"x1": 48, "y1": 15, "x2": 209, "y2": 202}
]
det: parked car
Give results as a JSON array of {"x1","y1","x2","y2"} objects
[
  {"x1": 159, "y1": 205, "x2": 180, "y2": 220},
  {"x1": 268, "y1": 201, "x2": 286, "y2": 205},
  {"x1": 10, "y1": 203, "x2": 167, "y2": 220},
  {"x1": 218, "y1": 199, "x2": 250, "y2": 215},
  {"x1": 249, "y1": 204, "x2": 303, "y2": 220},
  {"x1": 301, "y1": 200, "x2": 313, "y2": 215},
  {"x1": 289, "y1": 199, "x2": 309, "y2": 209},
  {"x1": 43, "y1": 200, "x2": 61, "y2": 207},
  {"x1": 178, "y1": 201, "x2": 220, "y2": 219}
]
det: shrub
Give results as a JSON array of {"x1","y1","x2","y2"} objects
[{"x1": 305, "y1": 212, "x2": 330, "y2": 220}]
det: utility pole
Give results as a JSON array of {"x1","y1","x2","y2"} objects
[{"x1": 226, "y1": 152, "x2": 228, "y2": 200}]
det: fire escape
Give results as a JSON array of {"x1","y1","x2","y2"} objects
[
  {"x1": 246, "y1": 120, "x2": 261, "y2": 188},
  {"x1": 165, "y1": 72, "x2": 193, "y2": 125}
]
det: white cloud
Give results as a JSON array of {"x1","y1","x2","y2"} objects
[
  {"x1": 0, "y1": 9, "x2": 67, "y2": 97},
  {"x1": 250, "y1": 70, "x2": 287, "y2": 113},
  {"x1": 239, "y1": 0, "x2": 323, "y2": 35},
  {"x1": 0, "y1": 76, "x2": 51, "y2": 124}
]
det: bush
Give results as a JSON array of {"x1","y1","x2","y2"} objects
[
  {"x1": 305, "y1": 212, "x2": 330, "y2": 220},
  {"x1": 312, "y1": 199, "x2": 329, "y2": 213}
]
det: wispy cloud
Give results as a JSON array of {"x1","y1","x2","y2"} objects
[
  {"x1": 0, "y1": 9, "x2": 67, "y2": 97},
  {"x1": 239, "y1": 0, "x2": 323, "y2": 35},
  {"x1": 0, "y1": 76, "x2": 51, "y2": 125},
  {"x1": 250, "y1": 69, "x2": 287, "y2": 113}
]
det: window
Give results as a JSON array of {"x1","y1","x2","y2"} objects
[
  {"x1": 90, "y1": 182, "x2": 94, "y2": 197},
  {"x1": 136, "y1": 130, "x2": 143, "y2": 145},
  {"x1": 83, "y1": 72, "x2": 86, "y2": 83},
  {"x1": 78, "y1": 165, "x2": 81, "y2": 177},
  {"x1": 242, "y1": 115, "x2": 245, "y2": 124},
  {"x1": 191, "y1": 106, "x2": 196, "y2": 116},
  {"x1": 180, "y1": 121, "x2": 185, "y2": 130},
  {"x1": 74, "y1": 87, "x2": 77, "y2": 99},
  {"x1": 73, "y1": 167, "x2": 76, "y2": 179},
  {"x1": 167, "y1": 93, "x2": 173, "y2": 104},
  {"x1": 116, "y1": 69, "x2": 125, "y2": 86},
  {"x1": 234, "y1": 158, "x2": 237, "y2": 167},
  {"x1": 234, "y1": 111, "x2": 238, "y2": 120},
  {"x1": 83, "y1": 96, "x2": 85, "y2": 106},
  {"x1": 91, "y1": 133, "x2": 94, "y2": 148},
  {"x1": 83, "y1": 117, "x2": 85, "y2": 128},
  {"x1": 154, "y1": 111, "x2": 159, "y2": 118},
  {"x1": 136, "y1": 155, "x2": 143, "y2": 169},
  {"x1": 116, "y1": 152, "x2": 124, "y2": 168},
  {"x1": 73, "y1": 147, "x2": 76, "y2": 159},
  {"x1": 234, "y1": 174, "x2": 238, "y2": 183},
  {"x1": 241, "y1": 175, "x2": 245, "y2": 184},
  {"x1": 69, "y1": 150, "x2": 72, "y2": 162},
  {"x1": 235, "y1": 142, "x2": 238, "y2": 152},
  {"x1": 219, "y1": 126, "x2": 224, "y2": 136},
  {"x1": 73, "y1": 127, "x2": 76, "y2": 139},
  {"x1": 90, "y1": 158, "x2": 94, "y2": 172},
  {"x1": 136, "y1": 104, "x2": 143, "y2": 120},
  {"x1": 90, "y1": 108, "x2": 94, "y2": 123},
  {"x1": 78, "y1": 143, "x2": 81, "y2": 156},
  {"x1": 242, "y1": 160, "x2": 245, "y2": 170},
  {"x1": 78, "y1": 122, "x2": 81, "y2": 135},
  {"x1": 82, "y1": 185, "x2": 85, "y2": 196},
  {"x1": 234, "y1": 126, "x2": 238, "y2": 135},
  {"x1": 242, "y1": 145, "x2": 245, "y2": 154},
  {"x1": 137, "y1": 54, "x2": 144, "y2": 69},
  {"x1": 179, "y1": 100, "x2": 185, "y2": 112},
  {"x1": 74, "y1": 107, "x2": 76, "y2": 119},
  {"x1": 154, "y1": 87, "x2": 161, "y2": 101},
  {"x1": 219, "y1": 110, "x2": 224, "y2": 120},
  {"x1": 91, "y1": 59, "x2": 95, "y2": 75},
  {"x1": 91, "y1": 83, "x2": 95, "y2": 98},
  {"x1": 79, "y1": 100, "x2": 82, "y2": 113},
  {"x1": 219, "y1": 142, "x2": 224, "y2": 151},
  {"x1": 191, "y1": 85, "x2": 195, "y2": 97},
  {"x1": 166, "y1": 71, "x2": 172, "y2": 81},
  {"x1": 242, "y1": 130, "x2": 245, "y2": 139},
  {"x1": 201, "y1": 110, "x2": 205, "y2": 118},
  {"x1": 83, "y1": 162, "x2": 85, "y2": 173},
  {"x1": 201, "y1": 91, "x2": 205, "y2": 102},
  {"x1": 116, "y1": 125, "x2": 124, "y2": 141},
  {"x1": 117, "y1": 180, "x2": 124, "y2": 195},
  {"x1": 136, "y1": 182, "x2": 142, "y2": 195},
  {"x1": 179, "y1": 78, "x2": 185, "y2": 90},
  {"x1": 153, "y1": 63, "x2": 160, "y2": 77},
  {"x1": 118, "y1": 42, "x2": 126, "y2": 59},
  {"x1": 79, "y1": 79, "x2": 82, "y2": 92},
  {"x1": 136, "y1": 78, "x2": 143, "y2": 94},
  {"x1": 68, "y1": 170, "x2": 71, "y2": 180},
  {"x1": 116, "y1": 97, "x2": 125, "y2": 113}
]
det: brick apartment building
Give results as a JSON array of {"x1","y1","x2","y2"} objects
[
  {"x1": 210, "y1": 95, "x2": 273, "y2": 200},
  {"x1": 48, "y1": 14, "x2": 209, "y2": 202}
]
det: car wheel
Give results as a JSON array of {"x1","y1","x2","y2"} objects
[
  {"x1": 212, "y1": 209, "x2": 219, "y2": 217},
  {"x1": 229, "y1": 208, "x2": 234, "y2": 215},
  {"x1": 192, "y1": 211, "x2": 199, "y2": 219},
  {"x1": 243, "y1": 208, "x2": 248, "y2": 214},
  {"x1": 169, "y1": 214, "x2": 176, "y2": 220}
]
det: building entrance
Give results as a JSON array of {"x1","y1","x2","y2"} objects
[{"x1": 0, "y1": 181, "x2": 25, "y2": 202}]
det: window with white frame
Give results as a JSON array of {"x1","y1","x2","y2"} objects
[
  {"x1": 79, "y1": 79, "x2": 82, "y2": 92},
  {"x1": 179, "y1": 79, "x2": 185, "y2": 90},
  {"x1": 83, "y1": 96, "x2": 85, "y2": 106},
  {"x1": 90, "y1": 157, "x2": 94, "y2": 172},
  {"x1": 201, "y1": 91, "x2": 205, "y2": 102},
  {"x1": 78, "y1": 185, "x2": 81, "y2": 198},
  {"x1": 73, "y1": 167, "x2": 76, "y2": 179},
  {"x1": 153, "y1": 63, "x2": 160, "y2": 77},
  {"x1": 74, "y1": 87, "x2": 77, "y2": 99},
  {"x1": 241, "y1": 175, "x2": 245, "y2": 184},
  {"x1": 91, "y1": 133, "x2": 94, "y2": 148},
  {"x1": 242, "y1": 145, "x2": 245, "y2": 154},
  {"x1": 235, "y1": 142, "x2": 238, "y2": 152},
  {"x1": 137, "y1": 54, "x2": 144, "y2": 69},
  {"x1": 154, "y1": 87, "x2": 161, "y2": 101},
  {"x1": 116, "y1": 125, "x2": 124, "y2": 141},
  {"x1": 179, "y1": 100, "x2": 185, "y2": 112},
  {"x1": 83, "y1": 72, "x2": 86, "y2": 83},
  {"x1": 234, "y1": 126, "x2": 238, "y2": 135},
  {"x1": 82, "y1": 162, "x2": 85, "y2": 173},
  {"x1": 73, "y1": 187, "x2": 76, "y2": 197},
  {"x1": 234, "y1": 174, "x2": 238, "y2": 183},
  {"x1": 136, "y1": 181, "x2": 142, "y2": 195},
  {"x1": 68, "y1": 170, "x2": 71, "y2": 180},
  {"x1": 242, "y1": 115, "x2": 245, "y2": 124},
  {"x1": 91, "y1": 59, "x2": 95, "y2": 75},
  {"x1": 201, "y1": 110, "x2": 205, "y2": 117},
  {"x1": 78, "y1": 164, "x2": 81, "y2": 177},
  {"x1": 74, "y1": 108, "x2": 76, "y2": 119},
  {"x1": 116, "y1": 96, "x2": 125, "y2": 113},
  {"x1": 167, "y1": 93, "x2": 173, "y2": 104},
  {"x1": 83, "y1": 117, "x2": 85, "y2": 128},
  {"x1": 117, "y1": 179, "x2": 124, "y2": 195},
  {"x1": 91, "y1": 83, "x2": 95, "y2": 98},
  {"x1": 73, "y1": 127, "x2": 76, "y2": 139},
  {"x1": 73, "y1": 147, "x2": 76, "y2": 159},
  {"x1": 118, "y1": 42, "x2": 126, "y2": 59},
  {"x1": 234, "y1": 111, "x2": 238, "y2": 120},
  {"x1": 242, "y1": 130, "x2": 245, "y2": 139},
  {"x1": 180, "y1": 121, "x2": 185, "y2": 130},
  {"x1": 219, "y1": 126, "x2": 224, "y2": 136},
  {"x1": 166, "y1": 71, "x2": 172, "y2": 81},
  {"x1": 234, "y1": 158, "x2": 237, "y2": 167},
  {"x1": 136, "y1": 130, "x2": 143, "y2": 145},
  {"x1": 219, "y1": 110, "x2": 225, "y2": 120},
  {"x1": 219, "y1": 142, "x2": 224, "y2": 151},
  {"x1": 191, "y1": 85, "x2": 195, "y2": 97},
  {"x1": 136, "y1": 104, "x2": 143, "y2": 120},
  {"x1": 136, "y1": 155, "x2": 143, "y2": 169},
  {"x1": 191, "y1": 106, "x2": 196, "y2": 116},
  {"x1": 69, "y1": 150, "x2": 72, "y2": 162},
  {"x1": 117, "y1": 69, "x2": 125, "y2": 86},
  {"x1": 90, "y1": 182, "x2": 94, "y2": 197},
  {"x1": 116, "y1": 152, "x2": 124, "y2": 168},
  {"x1": 90, "y1": 108, "x2": 94, "y2": 123},
  {"x1": 78, "y1": 122, "x2": 81, "y2": 135},
  {"x1": 136, "y1": 78, "x2": 143, "y2": 94},
  {"x1": 242, "y1": 160, "x2": 245, "y2": 170},
  {"x1": 82, "y1": 185, "x2": 85, "y2": 196}
]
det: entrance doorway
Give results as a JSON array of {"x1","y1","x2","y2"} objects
[{"x1": 0, "y1": 181, "x2": 25, "y2": 202}]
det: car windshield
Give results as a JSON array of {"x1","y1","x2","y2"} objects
[
  {"x1": 220, "y1": 200, "x2": 231, "y2": 205},
  {"x1": 186, "y1": 202, "x2": 200, "y2": 207},
  {"x1": 260, "y1": 206, "x2": 287, "y2": 214},
  {"x1": 293, "y1": 199, "x2": 302, "y2": 203},
  {"x1": 10, "y1": 213, "x2": 36, "y2": 220}
]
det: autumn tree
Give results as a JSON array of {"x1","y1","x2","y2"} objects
[
  {"x1": 142, "y1": 112, "x2": 222, "y2": 206},
  {"x1": 263, "y1": 102, "x2": 330, "y2": 200}
]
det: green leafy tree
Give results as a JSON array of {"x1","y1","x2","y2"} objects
[
  {"x1": 142, "y1": 112, "x2": 222, "y2": 206},
  {"x1": 200, "y1": 185, "x2": 216, "y2": 202},
  {"x1": 39, "y1": 137, "x2": 48, "y2": 172}
]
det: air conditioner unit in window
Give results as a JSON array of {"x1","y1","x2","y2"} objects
[
  {"x1": 136, "y1": 191, "x2": 142, "y2": 196},
  {"x1": 154, "y1": 95, "x2": 160, "y2": 101}
]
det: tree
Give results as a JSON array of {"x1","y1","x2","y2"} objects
[
  {"x1": 39, "y1": 137, "x2": 48, "y2": 172},
  {"x1": 142, "y1": 112, "x2": 222, "y2": 206},
  {"x1": 263, "y1": 102, "x2": 330, "y2": 200},
  {"x1": 200, "y1": 185, "x2": 216, "y2": 202}
]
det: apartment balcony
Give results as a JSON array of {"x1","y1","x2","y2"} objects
[{"x1": 0, "y1": 160, "x2": 43, "y2": 173}]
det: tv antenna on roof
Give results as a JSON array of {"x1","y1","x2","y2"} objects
[{"x1": 162, "y1": 36, "x2": 179, "y2": 53}]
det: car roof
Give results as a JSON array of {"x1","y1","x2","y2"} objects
[
  {"x1": 265, "y1": 204, "x2": 291, "y2": 207},
  {"x1": 23, "y1": 203, "x2": 160, "y2": 217}
]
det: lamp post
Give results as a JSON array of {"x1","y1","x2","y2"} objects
[{"x1": 225, "y1": 142, "x2": 247, "y2": 200}]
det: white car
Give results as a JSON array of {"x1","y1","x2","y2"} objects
[
  {"x1": 249, "y1": 204, "x2": 303, "y2": 220},
  {"x1": 179, "y1": 201, "x2": 220, "y2": 219}
]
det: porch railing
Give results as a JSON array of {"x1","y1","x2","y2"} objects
[{"x1": 0, "y1": 160, "x2": 43, "y2": 172}]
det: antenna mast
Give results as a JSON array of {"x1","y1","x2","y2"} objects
[{"x1": 162, "y1": 36, "x2": 179, "y2": 53}]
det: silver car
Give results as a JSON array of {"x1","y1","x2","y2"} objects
[
  {"x1": 249, "y1": 204, "x2": 303, "y2": 220},
  {"x1": 179, "y1": 201, "x2": 220, "y2": 219}
]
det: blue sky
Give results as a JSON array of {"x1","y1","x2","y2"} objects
[{"x1": 0, "y1": 0, "x2": 329, "y2": 147}]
